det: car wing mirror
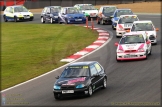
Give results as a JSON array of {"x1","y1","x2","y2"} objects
[
  {"x1": 115, "y1": 42, "x2": 118, "y2": 46},
  {"x1": 156, "y1": 28, "x2": 159, "y2": 31},
  {"x1": 55, "y1": 76, "x2": 59, "y2": 79}
]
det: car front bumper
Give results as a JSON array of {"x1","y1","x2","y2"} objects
[
  {"x1": 67, "y1": 19, "x2": 86, "y2": 24},
  {"x1": 53, "y1": 87, "x2": 89, "y2": 97},
  {"x1": 17, "y1": 16, "x2": 34, "y2": 20},
  {"x1": 117, "y1": 52, "x2": 147, "y2": 60},
  {"x1": 116, "y1": 31, "x2": 126, "y2": 36}
]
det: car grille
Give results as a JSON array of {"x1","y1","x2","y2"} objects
[
  {"x1": 125, "y1": 50, "x2": 137, "y2": 52},
  {"x1": 23, "y1": 15, "x2": 30, "y2": 17},
  {"x1": 61, "y1": 85, "x2": 75, "y2": 90},
  {"x1": 149, "y1": 35, "x2": 155, "y2": 40},
  {"x1": 74, "y1": 17, "x2": 82, "y2": 19}
]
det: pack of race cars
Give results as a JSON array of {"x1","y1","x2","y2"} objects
[{"x1": 3, "y1": 4, "x2": 160, "y2": 100}]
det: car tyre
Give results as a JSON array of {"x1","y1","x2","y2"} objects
[
  {"x1": 148, "y1": 48, "x2": 152, "y2": 55},
  {"x1": 54, "y1": 93, "x2": 61, "y2": 100},
  {"x1": 101, "y1": 19, "x2": 105, "y2": 25},
  {"x1": 102, "y1": 77, "x2": 107, "y2": 89},
  {"x1": 112, "y1": 25, "x2": 115, "y2": 30},
  {"x1": 14, "y1": 16, "x2": 17, "y2": 22},
  {"x1": 145, "y1": 51, "x2": 148, "y2": 60},
  {"x1": 50, "y1": 17, "x2": 53, "y2": 24},
  {"x1": 41, "y1": 17, "x2": 45, "y2": 23},
  {"x1": 4, "y1": 16, "x2": 8, "y2": 22},
  {"x1": 87, "y1": 85, "x2": 93, "y2": 97}
]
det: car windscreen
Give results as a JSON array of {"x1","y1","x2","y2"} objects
[
  {"x1": 51, "y1": 7, "x2": 60, "y2": 13},
  {"x1": 131, "y1": 23, "x2": 154, "y2": 31},
  {"x1": 118, "y1": 16, "x2": 138, "y2": 24},
  {"x1": 117, "y1": 10, "x2": 133, "y2": 17},
  {"x1": 14, "y1": 6, "x2": 28, "y2": 12},
  {"x1": 119, "y1": 35, "x2": 145, "y2": 44},
  {"x1": 80, "y1": 5, "x2": 96, "y2": 10},
  {"x1": 103, "y1": 7, "x2": 116, "y2": 14},
  {"x1": 67, "y1": 8, "x2": 79, "y2": 14},
  {"x1": 60, "y1": 66, "x2": 90, "y2": 78}
]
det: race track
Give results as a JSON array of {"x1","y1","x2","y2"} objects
[{"x1": 1, "y1": 14, "x2": 161, "y2": 106}]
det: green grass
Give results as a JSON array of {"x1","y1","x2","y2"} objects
[{"x1": 1, "y1": 23, "x2": 98, "y2": 90}]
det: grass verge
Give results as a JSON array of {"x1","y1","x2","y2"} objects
[{"x1": 1, "y1": 23, "x2": 98, "y2": 90}]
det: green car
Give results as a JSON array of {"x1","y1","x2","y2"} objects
[{"x1": 74, "y1": 4, "x2": 99, "y2": 20}]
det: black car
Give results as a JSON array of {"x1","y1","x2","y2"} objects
[
  {"x1": 97, "y1": 6, "x2": 117, "y2": 25},
  {"x1": 41, "y1": 6, "x2": 61, "y2": 24},
  {"x1": 53, "y1": 61, "x2": 107, "y2": 100}
]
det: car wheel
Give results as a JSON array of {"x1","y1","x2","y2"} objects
[
  {"x1": 112, "y1": 25, "x2": 115, "y2": 30},
  {"x1": 102, "y1": 77, "x2": 107, "y2": 89},
  {"x1": 87, "y1": 85, "x2": 93, "y2": 97},
  {"x1": 145, "y1": 51, "x2": 148, "y2": 60},
  {"x1": 54, "y1": 93, "x2": 61, "y2": 100},
  {"x1": 4, "y1": 16, "x2": 8, "y2": 22},
  {"x1": 41, "y1": 17, "x2": 45, "y2": 23},
  {"x1": 50, "y1": 17, "x2": 53, "y2": 24},
  {"x1": 14, "y1": 16, "x2": 17, "y2": 22},
  {"x1": 101, "y1": 19, "x2": 105, "y2": 25},
  {"x1": 29, "y1": 18, "x2": 33, "y2": 21},
  {"x1": 148, "y1": 48, "x2": 152, "y2": 55},
  {"x1": 97, "y1": 18, "x2": 100, "y2": 24}
]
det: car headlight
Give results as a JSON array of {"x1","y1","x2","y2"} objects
[
  {"x1": 138, "y1": 48, "x2": 145, "y2": 52},
  {"x1": 117, "y1": 49, "x2": 124, "y2": 53},
  {"x1": 54, "y1": 85, "x2": 61, "y2": 90},
  {"x1": 76, "y1": 84, "x2": 85, "y2": 89},
  {"x1": 30, "y1": 13, "x2": 33, "y2": 16}
]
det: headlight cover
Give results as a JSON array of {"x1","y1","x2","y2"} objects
[
  {"x1": 76, "y1": 84, "x2": 85, "y2": 88},
  {"x1": 117, "y1": 49, "x2": 124, "y2": 53},
  {"x1": 138, "y1": 48, "x2": 145, "y2": 52},
  {"x1": 30, "y1": 13, "x2": 33, "y2": 16},
  {"x1": 54, "y1": 85, "x2": 61, "y2": 90}
]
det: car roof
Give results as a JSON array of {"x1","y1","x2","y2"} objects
[
  {"x1": 6, "y1": 5, "x2": 24, "y2": 8},
  {"x1": 133, "y1": 20, "x2": 152, "y2": 23},
  {"x1": 44, "y1": 6, "x2": 61, "y2": 8},
  {"x1": 62, "y1": 7, "x2": 75, "y2": 9},
  {"x1": 101, "y1": 6, "x2": 116, "y2": 8},
  {"x1": 119, "y1": 14, "x2": 137, "y2": 17},
  {"x1": 69, "y1": 61, "x2": 97, "y2": 66}
]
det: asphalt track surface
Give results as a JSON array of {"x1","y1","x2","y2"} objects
[{"x1": 1, "y1": 14, "x2": 161, "y2": 106}]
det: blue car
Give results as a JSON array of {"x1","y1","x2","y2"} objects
[
  {"x1": 41, "y1": 6, "x2": 61, "y2": 24},
  {"x1": 111, "y1": 9, "x2": 133, "y2": 30},
  {"x1": 58, "y1": 7, "x2": 86, "y2": 24}
]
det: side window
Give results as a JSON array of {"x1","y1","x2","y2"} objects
[
  {"x1": 90, "y1": 65, "x2": 98, "y2": 76},
  {"x1": 94, "y1": 63, "x2": 102, "y2": 73},
  {"x1": 9, "y1": 7, "x2": 13, "y2": 13},
  {"x1": 46, "y1": 8, "x2": 50, "y2": 13},
  {"x1": 42, "y1": 7, "x2": 47, "y2": 13}
]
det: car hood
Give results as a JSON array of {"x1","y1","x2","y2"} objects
[
  {"x1": 119, "y1": 43, "x2": 146, "y2": 50},
  {"x1": 67, "y1": 13, "x2": 84, "y2": 17},
  {"x1": 55, "y1": 77, "x2": 89, "y2": 86},
  {"x1": 52, "y1": 13, "x2": 59, "y2": 16},
  {"x1": 14, "y1": 12, "x2": 32, "y2": 15},
  {"x1": 131, "y1": 31, "x2": 156, "y2": 37}
]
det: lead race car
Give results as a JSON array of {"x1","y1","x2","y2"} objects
[
  {"x1": 115, "y1": 32, "x2": 152, "y2": 62},
  {"x1": 116, "y1": 15, "x2": 139, "y2": 38},
  {"x1": 53, "y1": 61, "x2": 107, "y2": 100},
  {"x1": 58, "y1": 7, "x2": 86, "y2": 24}
]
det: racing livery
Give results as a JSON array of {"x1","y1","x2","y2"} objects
[
  {"x1": 3, "y1": 5, "x2": 34, "y2": 22},
  {"x1": 58, "y1": 7, "x2": 86, "y2": 24},
  {"x1": 115, "y1": 32, "x2": 152, "y2": 61},
  {"x1": 74, "y1": 4, "x2": 98, "y2": 20},
  {"x1": 130, "y1": 20, "x2": 159, "y2": 44},
  {"x1": 111, "y1": 9, "x2": 133, "y2": 30},
  {"x1": 97, "y1": 6, "x2": 117, "y2": 25},
  {"x1": 116, "y1": 15, "x2": 139, "y2": 38},
  {"x1": 53, "y1": 61, "x2": 107, "y2": 100},
  {"x1": 41, "y1": 6, "x2": 61, "y2": 24}
]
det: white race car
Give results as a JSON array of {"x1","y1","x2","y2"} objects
[
  {"x1": 3, "y1": 5, "x2": 34, "y2": 22},
  {"x1": 115, "y1": 32, "x2": 152, "y2": 62},
  {"x1": 130, "y1": 20, "x2": 159, "y2": 44},
  {"x1": 116, "y1": 15, "x2": 139, "y2": 38}
]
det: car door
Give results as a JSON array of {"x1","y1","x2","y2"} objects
[
  {"x1": 45, "y1": 8, "x2": 51, "y2": 21},
  {"x1": 145, "y1": 34, "x2": 151, "y2": 52},
  {"x1": 94, "y1": 62, "x2": 104, "y2": 87},
  {"x1": 89, "y1": 64, "x2": 100, "y2": 90},
  {"x1": 6, "y1": 7, "x2": 14, "y2": 20}
]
